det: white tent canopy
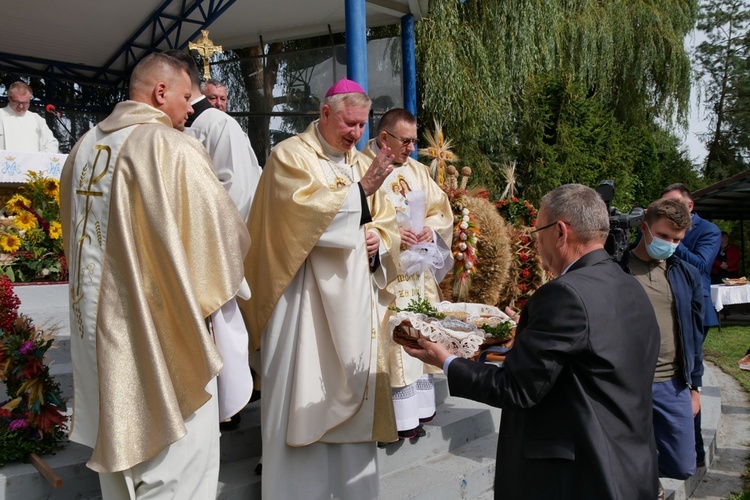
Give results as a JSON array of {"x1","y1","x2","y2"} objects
[{"x1": 1, "y1": 0, "x2": 428, "y2": 85}]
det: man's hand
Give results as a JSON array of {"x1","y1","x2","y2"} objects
[
  {"x1": 504, "y1": 306, "x2": 520, "y2": 323},
  {"x1": 360, "y1": 146, "x2": 395, "y2": 196},
  {"x1": 399, "y1": 227, "x2": 418, "y2": 248},
  {"x1": 417, "y1": 227, "x2": 434, "y2": 243},
  {"x1": 721, "y1": 262, "x2": 728, "y2": 270},
  {"x1": 403, "y1": 337, "x2": 451, "y2": 369},
  {"x1": 691, "y1": 389, "x2": 701, "y2": 417},
  {"x1": 366, "y1": 231, "x2": 380, "y2": 258}
]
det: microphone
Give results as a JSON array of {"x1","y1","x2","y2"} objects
[
  {"x1": 45, "y1": 104, "x2": 62, "y2": 118},
  {"x1": 45, "y1": 103, "x2": 75, "y2": 144}
]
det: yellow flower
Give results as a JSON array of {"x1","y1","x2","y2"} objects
[
  {"x1": 0, "y1": 234, "x2": 21, "y2": 253},
  {"x1": 5, "y1": 194, "x2": 31, "y2": 215},
  {"x1": 49, "y1": 221, "x2": 62, "y2": 240},
  {"x1": 44, "y1": 178, "x2": 60, "y2": 198},
  {"x1": 13, "y1": 212, "x2": 37, "y2": 231}
]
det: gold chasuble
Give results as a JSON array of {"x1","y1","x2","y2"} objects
[
  {"x1": 363, "y1": 140, "x2": 454, "y2": 387},
  {"x1": 60, "y1": 101, "x2": 249, "y2": 473},
  {"x1": 242, "y1": 121, "x2": 400, "y2": 452}
]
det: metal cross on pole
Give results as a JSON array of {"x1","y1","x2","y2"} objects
[{"x1": 188, "y1": 30, "x2": 223, "y2": 80}]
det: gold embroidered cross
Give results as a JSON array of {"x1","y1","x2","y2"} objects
[{"x1": 189, "y1": 30, "x2": 223, "y2": 80}]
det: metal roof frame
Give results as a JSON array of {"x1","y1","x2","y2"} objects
[{"x1": 0, "y1": 0, "x2": 236, "y2": 88}]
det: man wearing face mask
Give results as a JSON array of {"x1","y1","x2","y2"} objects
[{"x1": 621, "y1": 198, "x2": 704, "y2": 498}]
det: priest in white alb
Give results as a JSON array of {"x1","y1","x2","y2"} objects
[
  {"x1": 60, "y1": 53, "x2": 249, "y2": 499},
  {"x1": 0, "y1": 81, "x2": 58, "y2": 153},
  {"x1": 242, "y1": 79, "x2": 400, "y2": 499},
  {"x1": 363, "y1": 108, "x2": 454, "y2": 440},
  {"x1": 166, "y1": 49, "x2": 261, "y2": 426}
]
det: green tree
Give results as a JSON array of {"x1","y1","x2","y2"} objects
[
  {"x1": 514, "y1": 73, "x2": 637, "y2": 206},
  {"x1": 694, "y1": 0, "x2": 750, "y2": 181},
  {"x1": 415, "y1": 0, "x2": 698, "y2": 200}
]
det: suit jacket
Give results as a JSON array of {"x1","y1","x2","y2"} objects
[
  {"x1": 447, "y1": 249, "x2": 659, "y2": 499},
  {"x1": 675, "y1": 213, "x2": 721, "y2": 327}
]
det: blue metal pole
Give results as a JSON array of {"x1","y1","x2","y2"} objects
[
  {"x1": 401, "y1": 14, "x2": 417, "y2": 158},
  {"x1": 345, "y1": 0, "x2": 369, "y2": 150}
]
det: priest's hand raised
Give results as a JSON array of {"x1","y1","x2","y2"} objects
[{"x1": 359, "y1": 145, "x2": 395, "y2": 196}]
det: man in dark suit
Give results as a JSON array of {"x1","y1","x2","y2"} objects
[
  {"x1": 406, "y1": 184, "x2": 660, "y2": 499},
  {"x1": 661, "y1": 183, "x2": 720, "y2": 469}
]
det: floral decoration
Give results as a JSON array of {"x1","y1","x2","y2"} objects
[
  {"x1": 495, "y1": 197, "x2": 547, "y2": 310},
  {"x1": 0, "y1": 276, "x2": 67, "y2": 466},
  {"x1": 495, "y1": 196, "x2": 537, "y2": 227},
  {"x1": 1, "y1": 172, "x2": 66, "y2": 282}
]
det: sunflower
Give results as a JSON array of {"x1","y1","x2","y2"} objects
[
  {"x1": 13, "y1": 211, "x2": 37, "y2": 231},
  {"x1": 0, "y1": 234, "x2": 21, "y2": 253},
  {"x1": 5, "y1": 194, "x2": 31, "y2": 215},
  {"x1": 44, "y1": 178, "x2": 60, "y2": 198},
  {"x1": 48, "y1": 221, "x2": 62, "y2": 240}
]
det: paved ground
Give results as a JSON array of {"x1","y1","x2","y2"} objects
[{"x1": 692, "y1": 362, "x2": 750, "y2": 499}]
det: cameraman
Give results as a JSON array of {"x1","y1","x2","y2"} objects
[{"x1": 620, "y1": 198, "x2": 704, "y2": 498}]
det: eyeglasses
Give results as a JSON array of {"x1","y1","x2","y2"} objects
[
  {"x1": 385, "y1": 130, "x2": 418, "y2": 147},
  {"x1": 530, "y1": 220, "x2": 570, "y2": 241},
  {"x1": 9, "y1": 97, "x2": 30, "y2": 107}
]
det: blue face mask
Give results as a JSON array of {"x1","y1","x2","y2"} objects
[{"x1": 645, "y1": 223, "x2": 678, "y2": 260}]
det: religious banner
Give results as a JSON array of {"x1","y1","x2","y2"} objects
[{"x1": 0, "y1": 150, "x2": 66, "y2": 183}]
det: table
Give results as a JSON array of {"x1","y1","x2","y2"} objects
[{"x1": 711, "y1": 284, "x2": 750, "y2": 312}]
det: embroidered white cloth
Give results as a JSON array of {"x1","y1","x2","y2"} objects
[
  {"x1": 387, "y1": 312, "x2": 484, "y2": 358},
  {"x1": 387, "y1": 302, "x2": 517, "y2": 358},
  {"x1": 711, "y1": 283, "x2": 750, "y2": 312}
]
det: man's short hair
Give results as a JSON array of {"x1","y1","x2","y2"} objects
[
  {"x1": 541, "y1": 184, "x2": 610, "y2": 243},
  {"x1": 322, "y1": 92, "x2": 371, "y2": 114},
  {"x1": 644, "y1": 198, "x2": 692, "y2": 230},
  {"x1": 162, "y1": 50, "x2": 201, "y2": 88},
  {"x1": 129, "y1": 53, "x2": 190, "y2": 99},
  {"x1": 8, "y1": 81, "x2": 31, "y2": 96},
  {"x1": 377, "y1": 108, "x2": 416, "y2": 134},
  {"x1": 201, "y1": 78, "x2": 226, "y2": 93},
  {"x1": 662, "y1": 183, "x2": 693, "y2": 201}
]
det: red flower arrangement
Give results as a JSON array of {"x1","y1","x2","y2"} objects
[{"x1": 0, "y1": 275, "x2": 67, "y2": 466}]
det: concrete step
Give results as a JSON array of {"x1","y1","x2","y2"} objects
[
  {"x1": 217, "y1": 457, "x2": 262, "y2": 499},
  {"x1": 0, "y1": 439, "x2": 99, "y2": 500},
  {"x1": 380, "y1": 432, "x2": 497, "y2": 500},
  {"x1": 377, "y1": 394, "x2": 501, "y2": 476}
]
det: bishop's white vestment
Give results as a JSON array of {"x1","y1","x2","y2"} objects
[{"x1": 242, "y1": 121, "x2": 400, "y2": 499}]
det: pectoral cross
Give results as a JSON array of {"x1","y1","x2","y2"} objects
[{"x1": 189, "y1": 30, "x2": 223, "y2": 80}]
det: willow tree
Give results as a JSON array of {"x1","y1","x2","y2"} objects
[{"x1": 415, "y1": 0, "x2": 697, "y2": 200}]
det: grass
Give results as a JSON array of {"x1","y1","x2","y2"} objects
[
  {"x1": 704, "y1": 325, "x2": 750, "y2": 394},
  {"x1": 703, "y1": 323, "x2": 750, "y2": 495}
]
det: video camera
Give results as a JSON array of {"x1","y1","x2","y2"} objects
[{"x1": 595, "y1": 180, "x2": 644, "y2": 262}]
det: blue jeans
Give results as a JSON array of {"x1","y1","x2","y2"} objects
[{"x1": 653, "y1": 378, "x2": 696, "y2": 479}]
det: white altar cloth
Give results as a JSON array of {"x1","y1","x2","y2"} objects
[{"x1": 0, "y1": 150, "x2": 66, "y2": 182}]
